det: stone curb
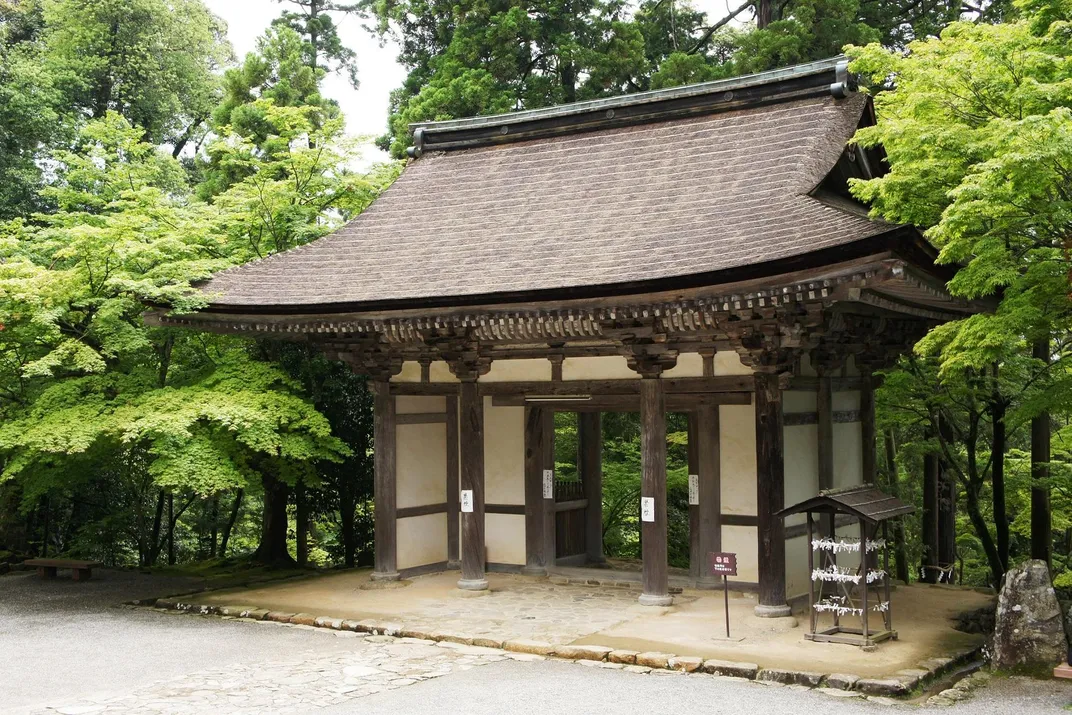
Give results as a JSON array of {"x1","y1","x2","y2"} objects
[{"x1": 144, "y1": 598, "x2": 984, "y2": 697}]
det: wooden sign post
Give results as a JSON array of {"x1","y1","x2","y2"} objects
[{"x1": 709, "y1": 552, "x2": 737, "y2": 639}]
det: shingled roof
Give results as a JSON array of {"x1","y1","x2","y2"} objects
[{"x1": 194, "y1": 58, "x2": 900, "y2": 314}]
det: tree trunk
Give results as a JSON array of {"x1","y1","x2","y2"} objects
[
  {"x1": 964, "y1": 482, "x2": 1005, "y2": 587},
  {"x1": 254, "y1": 474, "x2": 295, "y2": 567},
  {"x1": 883, "y1": 429, "x2": 910, "y2": 583},
  {"x1": 990, "y1": 366, "x2": 1009, "y2": 572},
  {"x1": 146, "y1": 491, "x2": 166, "y2": 566},
  {"x1": 340, "y1": 483, "x2": 356, "y2": 568},
  {"x1": 219, "y1": 489, "x2": 243, "y2": 558},
  {"x1": 756, "y1": 0, "x2": 772, "y2": 28},
  {"x1": 1031, "y1": 339, "x2": 1052, "y2": 563},
  {"x1": 167, "y1": 493, "x2": 175, "y2": 566},
  {"x1": 209, "y1": 495, "x2": 220, "y2": 559},
  {"x1": 295, "y1": 481, "x2": 309, "y2": 567}
]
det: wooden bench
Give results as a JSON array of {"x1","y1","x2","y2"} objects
[{"x1": 23, "y1": 558, "x2": 102, "y2": 581}]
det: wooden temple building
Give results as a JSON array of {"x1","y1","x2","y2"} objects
[{"x1": 154, "y1": 58, "x2": 978, "y2": 616}]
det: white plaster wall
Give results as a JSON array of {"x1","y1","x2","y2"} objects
[
  {"x1": 396, "y1": 423, "x2": 447, "y2": 509},
  {"x1": 392, "y1": 361, "x2": 423, "y2": 383},
  {"x1": 483, "y1": 397, "x2": 525, "y2": 505},
  {"x1": 562, "y1": 355, "x2": 638, "y2": 380},
  {"x1": 833, "y1": 389, "x2": 860, "y2": 413},
  {"x1": 662, "y1": 352, "x2": 704, "y2": 378},
  {"x1": 720, "y1": 404, "x2": 757, "y2": 514},
  {"x1": 486, "y1": 514, "x2": 526, "y2": 565},
  {"x1": 480, "y1": 358, "x2": 551, "y2": 382},
  {"x1": 784, "y1": 423, "x2": 819, "y2": 528},
  {"x1": 722, "y1": 525, "x2": 759, "y2": 583},
  {"x1": 783, "y1": 390, "x2": 817, "y2": 413},
  {"x1": 714, "y1": 351, "x2": 752, "y2": 375},
  {"x1": 396, "y1": 395, "x2": 446, "y2": 415},
  {"x1": 429, "y1": 361, "x2": 460, "y2": 383},
  {"x1": 785, "y1": 534, "x2": 811, "y2": 598},
  {"x1": 833, "y1": 421, "x2": 863, "y2": 489},
  {"x1": 397, "y1": 513, "x2": 447, "y2": 569}
]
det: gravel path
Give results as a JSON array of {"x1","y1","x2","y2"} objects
[{"x1": 2, "y1": 569, "x2": 1067, "y2": 714}]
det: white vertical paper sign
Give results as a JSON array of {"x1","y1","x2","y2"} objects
[
  {"x1": 460, "y1": 490, "x2": 474, "y2": 513},
  {"x1": 640, "y1": 497, "x2": 655, "y2": 523},
  {"x1": 542, "y1": 469, "x2": 554, "y2": 499},
  {"x1": 688, "y1": 474, "x2": 699, "y2": 506}
]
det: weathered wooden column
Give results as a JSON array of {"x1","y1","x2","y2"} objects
[
  {"x1": 579, "y1": 412, "x2": 604, "y2": 565},
  {"x1": 523, "y1": 405, "x2": 547, "y2": 575},
  {"x1": 754, "y1": 369, "x2": 791, "y2": 617},
  {"x1": 812, "y1": 349, "x2": 842, "y2": 537},
  {"x1": 447, "y1": 353, "x2": 491, "y2": 590},
  {"x1": 446, "y1": 394, "x2": 460, "y2": 568},
  {"x1": 626, "y1": 344, "x2": 678, "y2": 606},
  {"x1": 639, "y1": 376, "x2": 671, "y2": 605},
  {"x1": 687, "y1": 413, "x2": 701, "y2": 579},
  {"x1": 696, "y1": 402, "x2": 721, "y2": 585},
  {"x1": 371, "y1": 380, "x2": 399, "y2": 581}
]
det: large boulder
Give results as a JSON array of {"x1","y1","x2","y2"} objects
[{"x1": 992, "y1": 560, "x2": 1067, "y2": 672}]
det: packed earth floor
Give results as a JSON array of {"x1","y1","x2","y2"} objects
[{"x1": 2, "y1": 569, "x2": 1069, "y2": 715}]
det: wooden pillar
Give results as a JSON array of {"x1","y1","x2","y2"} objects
[
  {"x1": 446, "y1": 394, "x2": 460, "y2": 567},
  {"x1": 639, "y1": 377, "x2": 671, "y2": 606},
  {"x1": 697, "y1": 403, "x2": 721, "y2": 585},
  {"x1": 579, "y1": 412, "x2": 604, "y2": 565},
  {"x1": 523, "y1": 405, "x2": 547, "y2": 574},
  {"x1": 754, "y1": 371, "x2": 790, "y2": 617},
  {"x1": 371, "y1": 380, "x2": 399, "y2": 581},
  {"x1": 861, "y1": 372, "x2": 877, "y2": 486},
  {"x1": 458, "y1": 380, "x2": 487, "y2": 590},
  {"x1": 541, "y1": 409, "x2": 556, "y2": 566},
  {"x1": 687, "y1": 413, "x2": 700, "y2": 579},
  {"x1": 455, "y1": 381, "x2": 487, "y2": 589},
  {"x1": 816, "y1": 368, "x2": 834, "y2": 536}
]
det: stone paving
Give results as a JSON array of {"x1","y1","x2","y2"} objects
[
  {"x1": 196, "y1": 572, "x2": 674, "y2": 646},
  {"x1": 18, "y1": 617, "x2": 533, "y2": 715}
]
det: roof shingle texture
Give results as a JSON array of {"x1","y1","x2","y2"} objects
[{"x1": 201, "y1": 93, "x2": 888, "y2": 308}]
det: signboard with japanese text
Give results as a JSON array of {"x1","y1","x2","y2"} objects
[
  {"x1": 460, "y1": 490, "x2": 474, "y2": 513},
  {"x1": 709, "y1": 552, "x2": 737, "y2": 577},
  {"x1": 640, "y1": 497, "x2": 655, "y2": 522}
]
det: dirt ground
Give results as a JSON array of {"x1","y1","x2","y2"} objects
[{"x1": 196, "y1": 570, "x2": 992, "y2": 677}]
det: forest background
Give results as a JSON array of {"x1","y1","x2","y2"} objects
[{"x1": 0, "y1": 0, "x2": 1069, "y2": 593}]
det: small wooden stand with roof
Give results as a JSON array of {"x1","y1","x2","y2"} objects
[{"x1": 778, "y1": 486, "x2": 913, "y2": 649}]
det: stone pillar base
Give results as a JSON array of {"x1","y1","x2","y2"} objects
[
  {"x1": 638, "y1": 593, "x2": 674, "y2": 607},
  {"x1": 371, "y1": 571, "x2": 400, "y2": 582},
  {"x1": 447, "y1": 560, "x2": 461, "y2": 569},
  {"x1": 457, "y1": 577, "x2": 489, "y2": 591},
  {"x1": 520, "y1": 566, "x2": 548, "y2": 576},
  {"x1": 753, "y1": 603, "x2": 792, "y2": 618}
]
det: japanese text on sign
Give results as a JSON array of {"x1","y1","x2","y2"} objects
[
  {"x1": 542, "y1": 469, "x2": 554, "y2": 499},
  {"x1": 640, "y1": 497, "x2": 655, "y2": 523},
  {"x1": 688, "y1": 474, "x2": 699, "y2": 505},
  {"x1": 460, "y1": 490, "x2": 473, "y2": 513},
  {"x1": 709, "y1": 552, "x2": 738, "y2": 577}
]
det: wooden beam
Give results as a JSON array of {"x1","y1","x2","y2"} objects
[
  {"x1": 754, "y1": 371, "x2": 789, "y2": 617},
  {"x1": 491, "y1": 393, "x2": 751, "y2": 409},
  {"x1": 787, "y1": 376, "x2": 864, "y2": 392},
  {"x1": 523, "y1": 405, "x2": 546, "y2": 574},
  {"x1": 486, "y1": 503, "x2": 526, "y2": 515},
  {"x1": 477, "y1": 376, "x2": 753, "y2": 396},
  {"x1": 371, "y1": 381, "x2": 399, "y2": 581},
  {"x1": 697, "y1": 403, "x2": 721, "y2": 585},
  {"x1": 397, "y1": 503, "x2": 447, "y2": 519},
  {"x1": 579, "y1": 412, "x2": 604, "y2": 565},
  {"x1": 446, "y1": 395, "x2": 459, "y2": 566},
  {"x1": 458, "y1": 381, "x2": 487, "y2": 590},
  {"x1": 639, "y1": 377, "x2": 671, "y2": 606}
]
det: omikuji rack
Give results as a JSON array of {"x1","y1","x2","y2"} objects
[{"x1": 778, "y1": 486, "x2": 915, "y2": 649}]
